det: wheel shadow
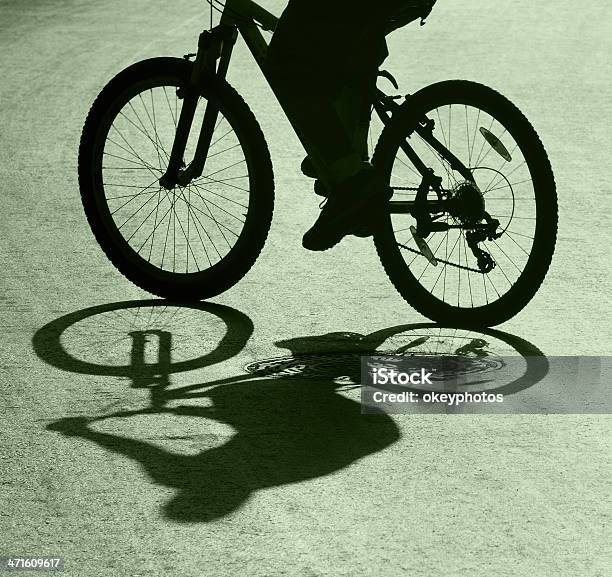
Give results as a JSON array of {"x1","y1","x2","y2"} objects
[{"x1": 34, "y1": 300, "x2": 548, "y2": 523}]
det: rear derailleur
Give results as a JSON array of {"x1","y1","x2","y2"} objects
[
  {"x1": 464, "y1": 216, "x2": 501, "y2": 273},
  {"x1": 412, "y1": 176, "x2": 502, "y2": 273}
]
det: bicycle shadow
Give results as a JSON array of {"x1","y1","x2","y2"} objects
[
  {"x1": 35, "y1": 300, "x2": 547, "y2": 523},
  {"x1": 49, "y1": 378, "x2": 398, "y2": 522}
]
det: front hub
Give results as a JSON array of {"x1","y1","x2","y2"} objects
[{"x1": 158, "y1": 173, "x2": 176, "y2": 190}]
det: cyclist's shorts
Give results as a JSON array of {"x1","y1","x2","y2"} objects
[{"x1": 267, "y1": 0, "x2": 404, "y2": 84}]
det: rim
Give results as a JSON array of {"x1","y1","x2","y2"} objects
[{"x1": 385, "y1": 101, "x2": 539, "y2": 310}]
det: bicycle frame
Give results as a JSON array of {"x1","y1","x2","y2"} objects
[
  {"x1": 159, "y1": 0, "x2": 474, "y2": 229},
  {"x1": 159, "y1": 0, "x2": 287, "y2": 190}
]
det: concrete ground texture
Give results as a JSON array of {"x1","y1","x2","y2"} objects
[{"x1": 0, "y1": 1, "x2": 610, "y2": 575}]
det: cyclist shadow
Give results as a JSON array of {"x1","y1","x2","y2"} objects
[
  {"x1": 53, "y1": 375, "x2": 398, "y2": 523},
  {"x1": 38, "y1": 302, "x2": 401, "y2": 523},
  {"x1": 38, "y1": 302, "x2": 547, "y2": 523}
]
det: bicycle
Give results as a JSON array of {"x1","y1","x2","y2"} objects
[{"x1": 78, "y1": 0, "x2": 557, "y2": 326}]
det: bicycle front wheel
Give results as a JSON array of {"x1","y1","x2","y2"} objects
[
  {"x1": 79, "y1": 57, "x2": 274, "y2": 300},
  {"x1": 373, "y1": 80, "x2": 557, "y2": 326}
]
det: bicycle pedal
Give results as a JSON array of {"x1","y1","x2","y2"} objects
[{"x1": 410, "y1": 226, "x2": 438, "y2": 266}]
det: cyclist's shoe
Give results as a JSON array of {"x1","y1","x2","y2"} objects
[{"x1": 302, "y1": 165, "x2": 391, "y2": 251}]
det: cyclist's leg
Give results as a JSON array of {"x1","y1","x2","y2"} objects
[
  {"x1": 334, "y1": 38, "x2": 389, "y2": 162},
  {"x1": 267, "y1": 0, "x2": 389, "y2": 185},
  {"x1": 266, "y1": 0, "x2": 406, "y2": 249}
]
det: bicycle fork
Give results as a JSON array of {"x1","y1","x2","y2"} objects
[{"x1": 159, "y1": 26, "x2": 237, "y2": 190}]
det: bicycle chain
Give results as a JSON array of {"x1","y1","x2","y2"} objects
[{"x1": 396, "y1": 242, "x2": 485, "y2": 273}]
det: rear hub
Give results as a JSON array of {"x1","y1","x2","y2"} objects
[{"x1": 447, "y1": 180, "x2": 485, "y2": 223}]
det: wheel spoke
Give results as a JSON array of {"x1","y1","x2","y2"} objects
[
  {"x1": 95, "y1": 77, "x2": 255, "y2": 275},
  {"x1": 381, "y1": 89, "x2": 553, "y2": 319}
]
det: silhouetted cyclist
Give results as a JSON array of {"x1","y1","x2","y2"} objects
[{"x1": 267, "y1": 0, "x2": 435, "y2": 251}]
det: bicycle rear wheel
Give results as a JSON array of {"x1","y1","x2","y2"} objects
[
  {"x1": 79, "y1": 57, "x2": 274, "y2": 300},
  {"x1": 373, "y1": 80, "x2": 557, "y2": 326}
]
